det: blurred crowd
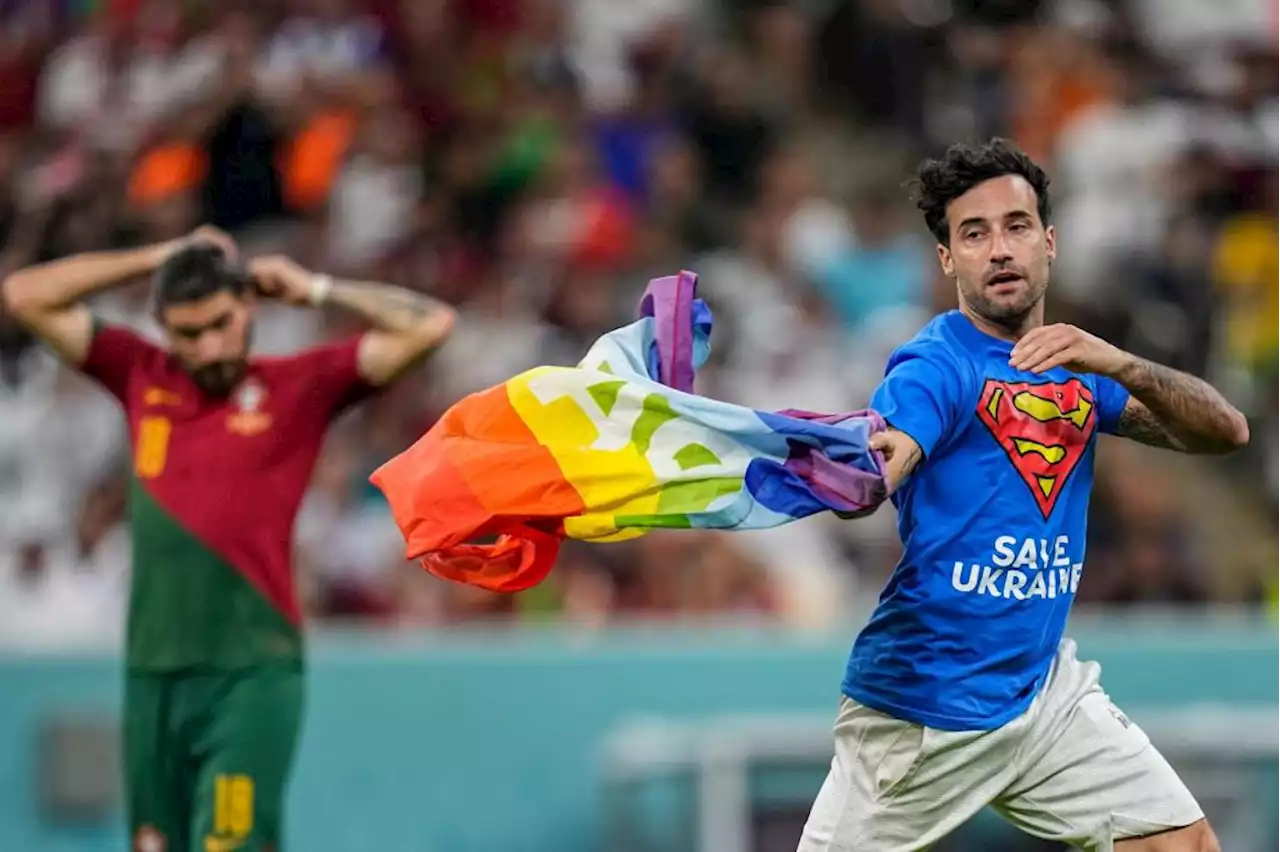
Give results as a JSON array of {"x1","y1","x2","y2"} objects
[{"x1": 0, "y1": 0, "x2": 1275, "y2": 646}]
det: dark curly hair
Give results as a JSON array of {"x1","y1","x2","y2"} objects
[
  {"x1": 911, "y1": 138, "x2": 1052, "y2": 246},
  {"x1": 154, "y1": 244, "x2": 249, "y2": 310}
]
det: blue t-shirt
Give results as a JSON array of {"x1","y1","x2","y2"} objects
[{"x1": 843, "y1": 310, "x2": 1131, "y2": 731}]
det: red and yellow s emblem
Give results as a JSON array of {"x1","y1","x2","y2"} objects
[{"x1": 977, "y1": 378, "x2": 1096, "y2": 518}]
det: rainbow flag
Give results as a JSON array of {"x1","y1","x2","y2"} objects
[{"x1": 371, "y1": 271, "x2": 888, "y2": 592}]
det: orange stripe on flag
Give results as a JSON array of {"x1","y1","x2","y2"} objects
[
  {"x1": 439, "y1": 384, "x2": 587, "y2": 519},
  {"x1": 370, "y1": 384, "x2": 586, "y2": 592}
]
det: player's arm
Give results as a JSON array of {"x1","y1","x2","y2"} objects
[
  {"x1": 329, "y1": 279, "x2": 456, "y2": 386},
  {"x1": 1, "y1": 226, "x2": 233, "y2": 364},
  {"x1": 249, "y1": 256, "x2": 456, "y2": 387},
  {"x1": 1009, "y1": 323, "x2": 1249, "y2": 455}
]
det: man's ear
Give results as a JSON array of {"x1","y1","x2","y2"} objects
[
  {"x1": 1045, "y1": 224, "x2": 1056, "y2": 263},
  {"x1": 937, "y1": 243, "x2": 955, "y2": 278}
]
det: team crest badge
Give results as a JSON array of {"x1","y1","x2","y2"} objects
[
  {"x1": 227, "y1": 378, "x2": 272, "y2": 436},
  {"x1": 134, "y1": 825, "x2": 167, "y2": 852},
  {"x1": 976, "y1": 378, "x2": 1096, "y2": 519}
]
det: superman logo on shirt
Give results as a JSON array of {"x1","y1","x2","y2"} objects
[{"x1": 977, "y1": 378, "x2": 1097, "y2": 518}]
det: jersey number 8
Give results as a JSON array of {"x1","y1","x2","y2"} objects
[{"x1": 134, "y1": 417, "x2": 172, "y2": 479}]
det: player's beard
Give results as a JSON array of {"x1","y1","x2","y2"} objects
[
  {"x1": 189, "y1": 359, "x2": 247, "y2": 398},
  {"x1": 963, "y1": 268, "x2": 1048, "y2": 330},
  {"x1": 187, "y1": 318, "x2": 253, "y2": 398}
]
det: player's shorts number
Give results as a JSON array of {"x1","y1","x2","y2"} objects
[
  {"x1": 213, "y1": 774, "x2": 254, "y2": 838},
  {"x1": 135, "y1": 417, "x2": 172, "y2": 479}
]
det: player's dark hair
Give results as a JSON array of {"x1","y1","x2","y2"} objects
[
  {"x1": 153, "y1": 244, "x2": 248, "y2": 310},
  {"x1": 911, "y1": 138, "x2": 1052, "y2": 246}
]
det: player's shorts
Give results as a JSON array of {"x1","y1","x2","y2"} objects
[
  {"x1": 125, "y1": 664, "x2": 303, "y2": 852},
  {"x1": 797, "y1": 639, "x2": 1203, "y2": 852}
]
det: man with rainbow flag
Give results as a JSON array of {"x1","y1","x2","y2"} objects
[{"x1": 376, "y1": 138, "x2": 1248, "y2": 852}]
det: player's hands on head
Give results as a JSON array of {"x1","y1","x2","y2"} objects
[
  {"x1": 1009, "y1": 324, "x2": 1130, "y2": 377},
  {"x1": 247, "y1": 255, "x2": 315, "y2": 307}
]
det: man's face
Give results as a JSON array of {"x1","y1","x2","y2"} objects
[
  {"x1": 937, "y1": 174, "x2": 1055, "y2": 330},
  {"x1": 159, "y1": 290, "x2": 253, "y2": 397}
]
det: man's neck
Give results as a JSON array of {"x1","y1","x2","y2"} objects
[{"x1": 959, "y1": 302, "x2": 1044, "y2": 342}]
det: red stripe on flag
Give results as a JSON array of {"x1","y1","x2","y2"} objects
[{"x1": 370, "y1": 383, "x2": 586, "y2": 592}]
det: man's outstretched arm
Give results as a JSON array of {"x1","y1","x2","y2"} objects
[{"x1": 869, "y1": 429, "x2": 925, "y2": 495}]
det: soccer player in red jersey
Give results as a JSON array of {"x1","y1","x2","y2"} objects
[{"x1": 2, "y1": 226, "x2": 455, "y2": 852}]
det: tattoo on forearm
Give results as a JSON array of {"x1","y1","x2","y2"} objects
[
  {"x1": 881, "y1": 429, "x2": 924, "y2": 493},
  {"x1": 1115, "y1": 402, "x2": 1183, "y2": 451},
  {"x1": 898, "y1": 444, "x2": 924, "y2": 477},
  {"x1": 1113, "y1": 358, "x2": 1246, "y2": 454},
  {"x1": 328, "y1": 281, "x2": 447, "y2": 333}
]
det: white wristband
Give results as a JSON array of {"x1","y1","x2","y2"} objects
[{"x1": 308, "y1": 273, "x2": 333, "y2": 308}]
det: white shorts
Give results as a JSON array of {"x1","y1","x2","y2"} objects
[{"x1": 798, "y1": 639, "x2": 1204, "y2": 852}]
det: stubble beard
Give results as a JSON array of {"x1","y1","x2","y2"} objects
[{"x1": 964, "y1": 277, "x2": 1048, "y2": 334}]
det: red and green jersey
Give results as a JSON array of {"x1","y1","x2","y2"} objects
[{"x1": 81, "y1": 323, "x2": 375, "y2": 671}]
